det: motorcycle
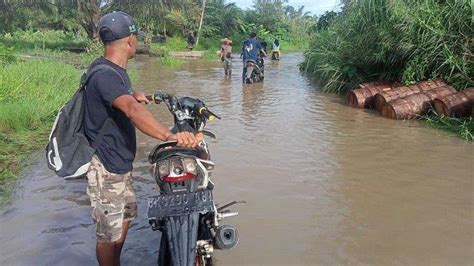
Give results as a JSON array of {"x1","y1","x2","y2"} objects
[
  {"x1": 146, "y1": 91, "x2": 244, "y2": 266},
  {"x1": 244, "y1": 58, "x2": 264, "y2": 84}
]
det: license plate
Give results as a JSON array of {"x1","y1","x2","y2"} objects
[{"x1": 147, "y1": 190, "x2": 214, "y2": 218}]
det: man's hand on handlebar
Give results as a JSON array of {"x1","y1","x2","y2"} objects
[
  {"x1": 166, "y1": 132, "x2": 202, "y2": 148},
  {"x1": 133, "y1": 91, "x2": 150, "y2": 104}
]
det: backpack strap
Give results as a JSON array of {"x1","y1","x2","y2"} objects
[
  {"x1": 82, "y1": 63, "x2": 126, "y2": 150},
  {"x1": 81, "y1": 64, "x2": 125, "y2": 90}
]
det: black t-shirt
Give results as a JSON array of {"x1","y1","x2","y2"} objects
[{"x1": 84, "y1": 57, "x2": 136, "y2": 174}]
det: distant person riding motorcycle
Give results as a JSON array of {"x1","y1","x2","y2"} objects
[
  {"x1": 220, "y1": 37, "x2": 233, "y2": 76},
  {"x1": 240, "y1": 32, "x2": 267, "y2": 83},
  {"x1": 271, "y1": 38, "x2": 281, "y2": 60}
]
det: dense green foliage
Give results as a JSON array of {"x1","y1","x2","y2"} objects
[
  {"x1": 300, "y1": 0, "x2": 474, "y2": 140},
  {"x1": 1, "y1": 0, "x2": 316, "y2": 52},
  {"x1": 301, "y1": 0, "x2": 473, "y2": 94}
]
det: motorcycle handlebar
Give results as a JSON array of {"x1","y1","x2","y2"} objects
[
  {"x1": 145, "y1": 91, "x2": 172, "y2": 104},
  {"x1": 195, "y1": 103, "x2": 221, "y2": 121},
  {"x1": 145, "y1": 92, "x2": 221, "y2": 121}
]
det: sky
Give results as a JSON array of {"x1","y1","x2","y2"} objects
[{"x1": 230, "y1": 0, "x2": 342, "y2": 16}]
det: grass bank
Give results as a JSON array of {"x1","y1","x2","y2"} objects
[
  {"x1": 1, "y1": 30, "x2": 89, "y2": 52},
  {"x1": 0, "y1": 32, "x2": 145, "y2": 205},
  {"x1": 300, "y1": 0, "x2": 473, "y2": 140},
  {"x1": 423, "y1": 113, "x2": 473, "y2": 141},
  {"x1": 0, "y1": 55, "x2": 81, "y2": 205}
]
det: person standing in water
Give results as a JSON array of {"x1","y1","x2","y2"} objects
[
  {"x1": 85, "y1": 12, "x2": 199, "y2": 266},
  {"x1": 220, "y1": 37, "x2": 233, "y2": 76},
  {"x1": 272, "y1": 38, "x2": 281, "y2": 60}
]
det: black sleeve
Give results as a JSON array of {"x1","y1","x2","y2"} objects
[{"x1": 92, "y1": 69, "x2": 130, "y2": 108}]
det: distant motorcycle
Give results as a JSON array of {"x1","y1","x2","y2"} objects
[
  {"x1": 146, "y1": 91, "x2": 244, "y2": 266},
  {"x1": 244, "y1": 58, "x2": 264, "y2": 84}
]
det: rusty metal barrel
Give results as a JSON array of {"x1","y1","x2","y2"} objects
[
  {"x1": 346, "y1": 82, "x2": 396, "y2": 108},
  {"x1": 433, "y1": 88, "x2": 474, "y2": 117},
  {"x1": 374, "y1": 79, "x2": 446, "y2": 112},
  {"x1": 382, "y1": 85, "x2": 457, "y2": 120}
]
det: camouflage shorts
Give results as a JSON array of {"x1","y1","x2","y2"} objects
[{"x1": 86, "y1": 155, "x2": 137, "y2": 243}]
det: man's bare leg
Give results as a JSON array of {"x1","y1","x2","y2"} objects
[
  {"x1": 97, "y1": 241, "x2": 117, "y2": 266},
  {"x1": 114, "y1": 220, "x2": 131, "y2": 265},
  {"x1": 96, "y1": 221, "x2": 130, "y2": 266}
]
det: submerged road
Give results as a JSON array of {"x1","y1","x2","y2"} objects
[{"x1": 1, "y1": 53, "x2": 473, "y2": 265}]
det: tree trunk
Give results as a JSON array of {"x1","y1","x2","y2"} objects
[
  {"x1": 346, "y1": 81, "x2": 397, "y2": 108},
  {"x1": 382, "y1": 85, "x2": 457, "y2": 120},
  {"x1": 195, "y1": 0, "x2": 206, "y2": 48},
  {"x1": 77, "y1": 0, "x2": 101, "y2": 42},
  {"x1": 433, "y1": 88, "x2": 474, "y2": 117},
  {"x1": 144, "y1": 25, "x2": 152, "y2": 50},
  {"x1": 374, "y1": 79, "x2": 446, "y2": 112}
]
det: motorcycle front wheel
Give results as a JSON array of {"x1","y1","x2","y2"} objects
[
  {"x1": 158, "y1": 236, "x2": 213, "y2": 266},
  {"x1": 157, "y1": 232, "x2": 172, "y2": 266}
]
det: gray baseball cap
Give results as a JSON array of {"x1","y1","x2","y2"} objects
[{"x1": 99, "y1": 11, "x2": 145, "y2": 42}]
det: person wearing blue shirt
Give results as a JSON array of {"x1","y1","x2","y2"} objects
[{"x1": 240, "y1": 32, "x2": 267, "y2": 83}]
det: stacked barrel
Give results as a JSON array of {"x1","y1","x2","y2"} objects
[
  {"x1": 432, "y1": 88, "x2": 474, "y2": 117},
  {"x1": 346, "y1": 82, "x2": 397, "y2": 108},
  {"x1": 347, "y1": 79, "x2": 474, "y2": 119}
]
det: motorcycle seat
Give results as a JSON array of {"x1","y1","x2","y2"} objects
[{"x1": 150, "y1": 146, "x2": 200, "y2": 163}]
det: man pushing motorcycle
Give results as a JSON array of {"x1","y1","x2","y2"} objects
[{"x1": 83, "y1": 12, "x2": 199, "y2": 266}]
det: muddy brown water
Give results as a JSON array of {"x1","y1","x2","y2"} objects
[{"x1": 1, "y1": 53, "x2": 473, "y2": 266}]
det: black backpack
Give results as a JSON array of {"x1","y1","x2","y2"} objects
[{"x1": 45, "y1": 64, "x2": 122, "y2": 179}]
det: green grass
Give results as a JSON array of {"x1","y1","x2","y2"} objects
[
  {"x1": 423, "y1": 114, "x2": 473, "y2": 141},
  {"x1": 1, "y1": 30, "x2": 88, "y2": 52},
  {"x1": 299, "y1": 0, "x2": 473, "y2": 140},
  {"x1": 0, "y1": 58, "x2": 80, "y2": 205},
  {"x1": 300, "y1": 0, "x2": 473, "y2": 94},
  {"x1": 0, "y1": 60, "x2": 80, "y2": 132},
  {"x1": 159, "y1": 56, "x2": 185, "y2": 67},
  {"x1": 0, "y1": 129, "x2": 50, "y2": 206},
  {"x1": 201, "y1": 50, "x2": 220, "y2": 60},
  {"x1": 279, "y1": 39, "x2": 308, "y2": 52},
  {"x1": 150, "y1": 37, "x2": 189, "y2": 56}
]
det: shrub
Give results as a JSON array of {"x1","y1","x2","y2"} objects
[{"x1": 301, "y1": 0, "x2": 473, "y2": 94}]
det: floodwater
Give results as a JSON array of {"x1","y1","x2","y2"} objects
[{"x1": 1, "y1": 53, "x2": 473, "y2": 266}]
